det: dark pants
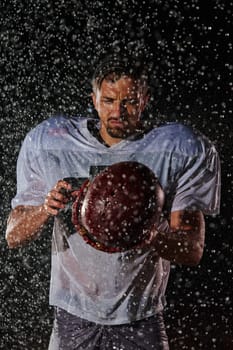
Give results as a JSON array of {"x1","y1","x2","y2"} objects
[{"x1": 48, "y1": 307, "x2": 169, "y2": 350}]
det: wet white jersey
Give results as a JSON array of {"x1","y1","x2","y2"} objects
[{"x1": 12, "y1": 115, "x2": 220, "y2": 324}]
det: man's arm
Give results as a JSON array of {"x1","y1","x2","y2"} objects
[
  {"x1": 6, "y1": 205, "x2": 51, "y2": 248},
  {"x1": 6, "y1": 180, "x2": 72, "y2": 249},
  {"x1": 153, "y1": 210, "x2": 205, "y2": 266}
]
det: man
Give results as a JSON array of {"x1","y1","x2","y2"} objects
[{"x1": 6, "y1": 52, "x2": 220, "y2": 349}]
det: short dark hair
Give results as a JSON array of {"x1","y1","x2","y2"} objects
[{"x1": 92, "y1": 52, "x2": 149, "y2": 93}]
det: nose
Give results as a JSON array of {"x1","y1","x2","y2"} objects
[{"x1": 112, "y1": 101, "x2": 126, "y2": 118}]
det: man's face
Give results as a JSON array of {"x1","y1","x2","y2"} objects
[{"x1": 92, "y1": 75, "x2": 149, "y2": 146}]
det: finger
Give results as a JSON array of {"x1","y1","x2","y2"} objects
[
  {"x1": 147, "y1": 226, "x2": 159, "y2": 243},
  {"x1": 47, "y1": 196, "x2": 66, "y2": 209},
  {"x1": 54, "y1": 180, "x2": 72, "y2": 193},
  {"x1": 43, "y1": 196, "x2": 66, "y2": 216},
  {"x1": 45, "y1": 192, "x2": 65, "y2": 209},
  {"x1": 43, "y1": 202, "x2": 60, "y2": 216},
  {"x1": 49, "y1": 189, "x2": 69, "y2": 203}
]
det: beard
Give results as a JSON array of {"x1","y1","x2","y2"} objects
[
  {"x1": 105, "y1": 118, "x2": 142, "y2": 139},
  {"x1": 106, "y1": 126, "x2": 131, "y2": 139}
]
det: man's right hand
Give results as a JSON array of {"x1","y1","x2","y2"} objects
[{"x1": 43, "y1": 180, "x2": 72, "y2": 216}]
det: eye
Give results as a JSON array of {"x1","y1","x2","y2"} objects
[
  {"x1": 102, "y1": 98, "x2": 114, "y2": 104},
  {"x1": 124, "y1": 99, "x2": 139, "y2": 107}
]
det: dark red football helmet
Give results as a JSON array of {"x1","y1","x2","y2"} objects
[{"x1": 72, "y1": 161, "x2": 164, "y2": 252}]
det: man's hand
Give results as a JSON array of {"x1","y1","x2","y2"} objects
[{"x1": 43, "y1": 180, "x2": 72, "y2": 216}]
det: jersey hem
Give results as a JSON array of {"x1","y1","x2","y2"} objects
[{"x1": 49, "y1": 299, "x2": 165, "y2": 325}]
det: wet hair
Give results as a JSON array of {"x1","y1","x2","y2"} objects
[{"x1": 92, "y1": 52, "x2": 150, "y2": 94}]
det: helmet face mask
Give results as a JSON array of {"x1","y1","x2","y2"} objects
[{"x1": 72, "y1": 161, "x2": 164, "y2": 253}]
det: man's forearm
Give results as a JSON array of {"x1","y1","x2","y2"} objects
[
  {"x1": 154, "y1": 228, "x2": 204, "y2": 266},
  {"x1": 6, "y1": 180, "x2": 73, "y2": 249},
  {"x1": 153, "y1": 210, "x2": 205, "y2": 266},
  {"x1": 6, "y1": 205, "x2": 51, "y2": 248}
]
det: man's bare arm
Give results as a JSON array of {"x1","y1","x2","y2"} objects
[
  {"x1": 6, "y1": 180, "x2": 72, "y2": 248},
  {"x1": 154, "y1": 210, "x2": 205, "y2": 266},
  {"x1": 6, "y1": 205, "x2": 51, "y2": 248}
]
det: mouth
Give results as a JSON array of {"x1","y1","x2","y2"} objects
[{"x1": 108, "y1": 118, "x2": 125, "y2": 128}]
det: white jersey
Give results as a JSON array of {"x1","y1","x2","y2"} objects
[{"x1": 12, "y1": 115, "x2": 220, "y2": 325}]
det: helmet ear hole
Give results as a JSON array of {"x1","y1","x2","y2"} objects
[{"x1": 72, "y1": 161, "x2": 164, "y2": 252}]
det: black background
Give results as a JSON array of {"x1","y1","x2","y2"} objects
[{"x1": 0, "y1": 0, "x2": 232, "y2": 349}]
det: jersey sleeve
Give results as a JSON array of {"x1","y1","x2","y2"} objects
[
  {"x1": 11, "y1": 133, "x2": 48, "y2": 209},
  {"x1": 171, "y1": 142, "x2": 221, "y2": 215}
]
